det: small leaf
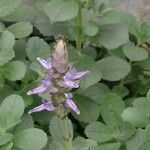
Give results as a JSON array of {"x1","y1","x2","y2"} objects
[
  {"x1": 0, "y1": 94, "x2": 24, "y2": 130},
  {"x1": 126, "y1": 129, "x2": 146, "y2": 150},
  {"x1": 100, "y1": 93, "x2": 125, "y2": 126},
  {"x1": 72, "y1": 94, "x2": 100, "y2": 123},
  {"x1": 138, "y1": 58, "x2": 150, "y2": 70},
  {"x1": 112, "y1": 85, "x2": 129, "y2": 98},
  {"x1": 97, "y1": 56, "x2": 131, "y2": 81},
  {"x1": 7, "y1": 22, "x2": 33, "y2": 38},
  {"x1": 26, "y1": 37, "x2": 50, "y2": 62},
  {"x1": 44, "y1": 0, "x2": 79, "y2": 23},
  {"x1": 122, "y1": 43, "x2": 148, "y2": 61},
  {"x1": 75, "y1": 54, "x2": 101, "y2": 89},
  {"x1": 0, "y1": 31, "x2": 15, "y2": 66},
  {"x1": 14, "y1": 115, "x2": 34, "y2": 134},
  {"x1": 14, "y1": 128, "x2": 47, "y2": 150},
  {"x1": 2, "y1": 61, "x2": 26, "y2": 81},
  {"x1": 73, "y1": 137, "x2": 97, "y2": 150},
  {"x1": 0, "y1": 0, "x2": 21, "y2": 18},
  {"x1": 85, "y1": 122, "x2": 114, "y2": 143},
  {"x1": 113, "y1": 122, "x2": 136, "y2": 141},
  {"x1": 77, "y1": 83, "x2": 110, "y2": 104},
  {"x1": 92, "y1": 24, "x2": 129, "y2": 49},
  {"x1": 122, "y1": 107, "x2": 149, "y2": 127}
]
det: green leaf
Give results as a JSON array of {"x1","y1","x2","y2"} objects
[
  {"x1": 97, "y1": 56, "x2": 131, "y2": 81},
  {"x1": 14, "y1": 128, "x2": 47, "y2": 150},
  {"x1": 30, "y1": 62, "x2": 44, "y2": 76},
  {"x1": 75, "y1": 54, "x2": 101, "y2": 89},
  {"x1": 0, "y1": 142, "x2": 13, "y2": 150},
  {"x1": 4, "y1": 3, "x2": 36, "y2": 22},
  {"x1": 7, "y1": 22, "x2": 33, "y2": 38},
  {"x1": 113, "y1": 122, "x2": 136, "y2": 141},
  {"x1": 100, "y1": 93, "x2": 125, "y2": 126},
  {"x1": 49, "y1": 116, "x2": 73, "y2": 141},
  {"x1": 2, "y1": 61, "x2": 26, "y2": 81},
  {"x1": 44, "y1": 0, "x2": 79, "y2": 23},
  {"x1": 98, "y1": 143, "x2": 121, "y2": 150},
  {"x1": 73, "y1": 137, "x2": 97, "y2": 150},
  {"x1": 14, "y1": 115, "x2": 34, "y2": 134},
  {"x1": 139, "y1": 142, "x2": 150, "y2": 150},
  {"x1": 49, "y1": 140, "x2": 65, "y2": 150},
  {"x1": 122, "y1": 43, "x2": 148, "y2": 61},
  {"x1": 112, "y1": 85, "x2": 129, "y2": 98},
  {"x1": 26, "y1": 37, "x2": 50, "y2": 62},
  {"x1": 92, "y1": 24, "x2": 129, "y2": 49},
  {"x1": 14, "y1": 39, "x2": 27, "y2": 59},
  {"x1": 120, "y1": 13, "x2": 141, "y2": 38},
  {"x1": 85, "y1": 122, "x2": 114, "y2": 143},
  {"x1": 126, "y1": 129, "x2": 146, "y2": 150},
  {"x1": 133, "y1": 97, "x2": 150, "y2": 117},
  {"x1": 137, "y1": 58, "x2": 150, "y2": 70},
  {"x1": 0, "y1": 133, "x2": 13, "y2": 146},
  {"x1": 72, "y1": 94, "x2": 100, "y2": 123},
  {"x1": 122, "y1": 107, "x2": 149, "y2": 127},
  {"x1": 0, "y1": 0, "x2": 21, "y2": 18},
  {"x1": 77, "y1": 83, "x2": 110, "y2": 104},
  {"x1": 0, "y1": 31, "x2": 15, "y2": 66},
  {"x1": 0, "y1": 94, "x2": 24, "y2": 131}
]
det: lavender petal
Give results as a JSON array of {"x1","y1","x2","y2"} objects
[
  {"x1": 37, "y1": 57, "x2": 52, "y2": 70},
  {"x1": 72, "y1": 71, "x2": 90, "y2": 80},
  {"x1": 28, "y1": 101, "x2": 55, "y2": 114},
  {"x1": 27, "y1": 77, "x2": 51, "y2": 95},
  {"x1": 65, "y1": 98, "x2": 80, "y2": 115},
  {"x1": 27, "y1": 85, "x2": 48, "y2": 95}
]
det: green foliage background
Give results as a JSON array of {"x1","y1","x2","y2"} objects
[{"x1": 0, "y1": 0, "x2": 149, "y2": 150}]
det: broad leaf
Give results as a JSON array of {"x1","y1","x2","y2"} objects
[
  {"x1": 2, "y1": 61, "x2": 26, "y2": 81},
  {"x1": 0, "y1": 94, "x2": 24, "y2": 131},
  {"x1": 14, "y1": 128, "x2": 47, "y2": 150},
  {"x1": 100, "y1": 93, "x2": 125, "y2": 126},
  {"x1": 72, "y1": 94, "x2": 100, "y2": 123},
  {"x1": 7, "y1": 22, "x2": 33, "y2": 38},
  {"x1": 85, "y1": 122, "x2": 114, "y2": 143},
  {"x1": 97, "y1": 56, "x2": 131, "y2": 81},
  {"x1": 122, "y1": 43, "x2": 148, "y2": 61},
  {"x1": 26, "y1": 37, "x2": 50, "y2": 62},
  {"x1": 92, "y1": 24, "x2": 129, "y2": 49},
  {"x1": 0, "y1": 0, "x2": 21, "y2": 18},
  {"x1": 44, "y1": 0, "x2": 79, "y2": 23}
]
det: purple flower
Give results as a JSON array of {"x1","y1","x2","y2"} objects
[
  {"x1": 27, "y1": 77, "x2": 57, "y2": 95},
  {"x1": 62, "y1": 68, "x2": 89, "y2": 89},
  {"x1": 65, "y1": 93, "x2": 80, "y2": 115},
  {"x1": 37, "y1": 57, "x2": 52, "y2": 70},
  {"x1": 28, "y1": 100, "x2": 55, "y2": 114}
]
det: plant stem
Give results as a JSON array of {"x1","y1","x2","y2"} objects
[{"x1": 76, "y1": 1, "x2": 83, "y2": 53}]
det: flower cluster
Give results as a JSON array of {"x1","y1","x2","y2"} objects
[{"x1": 27, "y1": 37, "x2": 89, "y2": 117}]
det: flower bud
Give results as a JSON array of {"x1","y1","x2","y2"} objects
[{"x1": 53, "y1": 36, "x2": 69, "y2": 73}]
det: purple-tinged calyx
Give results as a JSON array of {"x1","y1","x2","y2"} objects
[
  {"x1": 28, "y1": 100, "x2": 55, "y2": 114},
  {"x1": 27, "y1": 77, "x2": 57, "y2": 95},
  {"x1": 65, "y1": 93, "x2": 80, "y2": 115}
]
